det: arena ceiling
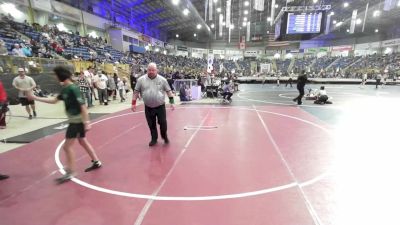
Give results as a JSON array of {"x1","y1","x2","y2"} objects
[{"x1": 60, "y1": 0, "x2": 400, "y2": 43}]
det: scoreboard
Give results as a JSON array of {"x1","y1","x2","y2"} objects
[
  {"x1": 274, "y1": 11, "x2": 326, "y2": 41},
  {"x1": 286, "y1": 12, "x2": 323, "y2": 34}
]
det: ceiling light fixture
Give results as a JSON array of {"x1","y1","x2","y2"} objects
[{"x1": 171, "y1": 0, "x2": 180, "y2": 6}]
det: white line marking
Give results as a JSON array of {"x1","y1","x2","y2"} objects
[
  {"x1": 253, "y1": 105, "x2": 323, "y2": 225},
  {"x1": 134, "y1": 111, "x2": 211, "y2": 225},
  {"x1": 238, "y1": 92, "x2": 344, "y2": 109},
  {"x1": 54, "y1": 106, "x2": 332, "y2": 201},
  {"x1": 183, "y1": 125, "x2": 218, "y2": 130}
]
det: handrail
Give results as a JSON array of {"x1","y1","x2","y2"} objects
[{"x1": 0, "y1": 55, "x2": 72, "y2": 75}]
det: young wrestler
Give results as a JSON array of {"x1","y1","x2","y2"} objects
[{"x1": 29, "y1": 66, "x2": 102, "y2": 183}]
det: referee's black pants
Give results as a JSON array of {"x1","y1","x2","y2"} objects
[
  {"x1": 145, "y1": 104, "x2": 167, "y2": 142},
  {"x1": 294, "y1": 84, "x2": 305, "y2": 105}
]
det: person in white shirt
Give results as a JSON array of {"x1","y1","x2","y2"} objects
[
  {"x1": 12, "y1": 68, "x2": 37, "y2": 119},
  {"x1": 94, "y1": 71, "x2": 108, "y2": 105},
  {"x1": 286, "y1": 71, "x2": 294, "y2": 87},
  {"x1": 84, "y1": 67, "x2": 97, "y2": 101},
  {"x1": 276, "y1": 71, "x2": 281, "y2": 87},
  {"x1": 360, "y1": 73, "x2": 368, "y2": 88},
  {"x1": 131, "y1": 63, "x2": 175, "y2": 146},
  {"x1": 262, "y1": 72, "x2": 267, "y2": 85},
  {"x1": 382, "y1": 71, "x2": 388, "y2": 86},
  {"x1": 314, "y1": 86, "x2": 332, "y2": 105},
  {"x1": 117, "y1": 77, "x2": 126, "y2": 102},
  {"x1": 12, "y1": 44, "x2": 26, "y2": 57}
]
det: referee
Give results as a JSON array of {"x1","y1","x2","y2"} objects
[{"x1": 131, "y1": 63, "x2": 175, "y2": 146}]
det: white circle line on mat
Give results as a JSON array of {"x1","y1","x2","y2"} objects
[{"x1": 54, "y1": 106, "x2": 331, "y2": 201}]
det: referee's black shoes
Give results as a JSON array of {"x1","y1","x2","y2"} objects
[
  {"x1": 149, "y1": 140, "x2": 157, "y2": 146},
  {"x1": 0, "y1": 174, "x2": 10, "y2": 180}
]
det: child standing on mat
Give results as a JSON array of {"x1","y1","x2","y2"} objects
[{"x1": 29, "y1": 66, "x2": 102, "y2": 184}]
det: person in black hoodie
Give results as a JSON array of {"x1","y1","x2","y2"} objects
[{"x1": 293, "y1": 70, "x2": 307, "y2": 105}]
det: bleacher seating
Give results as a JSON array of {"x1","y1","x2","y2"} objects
[{"x1": 1, "y1": 15, "x2": 400, "y2": 79}]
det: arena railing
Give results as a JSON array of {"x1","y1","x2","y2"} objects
[{"x1": 0, "y1": 55, "x2": 73, "y2": 75}]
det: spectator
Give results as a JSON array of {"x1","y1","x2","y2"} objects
[
  {"x1": 0, "y1": 39, "x2": 8, "y2": 55},
  {"x1": 12, "y1": 44, "x2": 26, "y2": 57}
]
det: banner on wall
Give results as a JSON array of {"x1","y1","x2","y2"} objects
[
  {"x1": 254, "y1": 0, "x2": 265, "y2": 11},
  {"x1": 177, "y1": 46, "x2": 188, "y2": 51},
  {"x1": 192, "y1": 48, "x2": 207, "y2": 54},
  {"x1": 207, "y1": 55, "x2": 214, "y2": 73},
  {"x1": 286, "y1": 49, "x2": 304, "y2": 53},
  {"x1": 244, "y1": 50, "x2": 258, "y2": 57},
  {"x1": 164, "y1": 43, "x2": 174, "y2": 50},
  {"x1": 260, "y1": 63, "x2": 271, "y2": 73},
  {"x1": 212, "y1": 49, "x2": 225, "y2": 54},
  {"x1": 355, "y1": 42, "x2": 381, "y2": 49},
  {"x1": 239, "y1": 42, "x2": 245, "y2": 50},
  {"x1": 246, "y1": 21, "x2": 251, "y2": 41},
  {"x1": 382, "y1": 38, "x2": 400, "y2": 47},
  {"x1": 208, "y1": 0, "x2": 213, "y2": 21},
  {"x1": 305, "y1": 47, "x2": 329, "y2": 53},
  {"x1": 332, "y1": 45, "x2": 353, "y2": 51},
  {"x1": 349, "y1": 9, "x2": 358, "y2": 34},
  {"x1": 239, "y1": 35, "x2": 246, "y2": 50},
  {"x1": 226, "y1": 0, "x2": 231, "y2": 28}
]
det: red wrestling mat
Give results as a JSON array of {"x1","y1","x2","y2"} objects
[{"x1": 0, "y1": 105, "x2": 341, "y2": 225}]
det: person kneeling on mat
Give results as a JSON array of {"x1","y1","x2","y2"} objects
[
  {"x1": 179, "y1": 85, "x2": 191, "y2": 102},
  {"x1": 222, "y1": 81, "x2": 233, "y2": 103},
  {"x1": 314, "y1": 86, "x2": 332, "y2": 105}
]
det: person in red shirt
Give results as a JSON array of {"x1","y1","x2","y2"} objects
[
  {"x1": 0, "y1": 80, "x2": 8, "y2": 129},
  {"x1": 0, "y1": 80, "x2": 9, "y2": 180}
]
